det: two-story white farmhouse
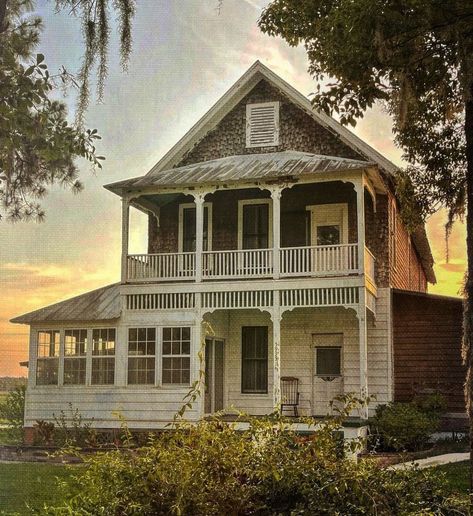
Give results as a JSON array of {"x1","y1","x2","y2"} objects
[{"x1": 13, "y1": 62, "x2": 466, "y2": 442}]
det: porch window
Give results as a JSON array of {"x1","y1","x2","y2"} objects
[
  {"x1": 315, "y1": 347, "x2": 341, "y2": 377},
  {"x1": 180, "y1": 205, "x2": 211, "y2": 252},
  {"x1": 91, "y1": 328, "x2": 115, "y2": 385},
  {"x1": 241, "y1": 202, "x2": 270, "y2": 249},
  {"x1": 241, "y1": 326, "x2": 268, "y2": 394},
  {"x1": 64, "y1": 329, "x2": 87, "y2": 385},
  {"x1": 162, "y1": 327, "x2": 191, "y2": 385},
  {"x1": 36, "y1": 330, "x2": 60, "y2": 385},
  {"x1": 128, "y1": 327, "x2": 156, "y2": 385}
]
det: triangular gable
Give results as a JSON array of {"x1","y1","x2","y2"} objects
[{"x1": 146, "y1": 61, "x2": 398, "y2": 177}]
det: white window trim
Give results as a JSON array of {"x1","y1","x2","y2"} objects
[
  {"x1": 306, "y1": 203, "x2": 349, "y2": 246},
  {"x1": 178, "y1": 202, "x2": 213, "y2": 253},
  {"x1": 246, "y1": 101, "x2": 280, "y2": 148},
  {"x1": 237, "y1": 198, "x2": 273, "y2": 250},
  {"x1": 126, "y1": 326, "x2": 157, "y2": 386},
  {"x1": 35, "y1": 329, "x2": 61, "y2": 387},
  {"x1": 160, "y1": 325, "x2": 192, "y2": 388},
  {"x1": 63, "y1": 328, "x2": 88, "y2": 386},
  {"x1": 90, "y1": 327, "x2": 117, "y2": 386}
]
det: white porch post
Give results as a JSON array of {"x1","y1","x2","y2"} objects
[
  {"x1": 358, "y1": 287, "x2": 369, "y2": 419},
  {"x1": 121, "y1": 197, "x2": 130, "y2": 283},
  {"x1": 193, "y1": 193, "x2": 205, "y2": 283},
  {"x1": 270, "y1": 188, "x2": 282, "y2": 279},
  {"x1": 195, "y1": 294, "x2": 205, "y2": 420},
  {"x1": 272, "y1": 292, "x2": 282, "y2": 409},
  {"x1": 355, "y1": 178, "x2": 366, "y2": 274}
]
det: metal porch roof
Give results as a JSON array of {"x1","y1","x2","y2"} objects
[
  {"x1": 11, "y1": 283, "x2": 121, "y2": 324},
  {"x1": 105, "y1": 151, "x2": 373, "y2": 193}
]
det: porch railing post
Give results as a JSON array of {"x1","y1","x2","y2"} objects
[
  {"x1": 270, "y1": 187, "x2": 282, "y2": 279},
  {"x1": 272, "y1": 292, "x2": 282, "y2": 410},
  {"x1": 357, "y1": 287, "x2": 369, "y2": 419},
  {"x1": 121, "y1": 197, "x2": 130, "y2": 283},
  {"x1": 193, "y1": 192, "x2": 206, "y2": 283}
]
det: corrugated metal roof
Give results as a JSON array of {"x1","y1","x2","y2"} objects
[
  {"x1": 105, "y1": 151, "x2": 373, "y2": 193},
  {"x1": 11, "y1": 283, "x2": 121, "y2": 324}
]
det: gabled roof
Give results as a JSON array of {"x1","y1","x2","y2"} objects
[
  {"x1": 11, "y1": 283, "x2": 121, "y2": 324},
  {"x1": 105, "y1": 151, "x2": 374, "y2": 193},
  {"x1": 145, "y1": 60, "x2": 398, "y2": 178}
]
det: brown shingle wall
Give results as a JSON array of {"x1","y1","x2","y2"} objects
[
  {"x1": 177, "y1": 79, "x2": 363, "y2": 167},
  {"x1": 393, "y1": 291, "x2": 465, "y2": 413}
]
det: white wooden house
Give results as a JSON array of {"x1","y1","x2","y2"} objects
[{"x1": 13, "y1": 62, "x2": 443, "y2": 441}]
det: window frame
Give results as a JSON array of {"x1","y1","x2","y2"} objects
[
  {"x1": 91, "y1": 327, "x2": 117, "y2": 386},
  {"x1": 241, "y1": 326, "x2": 269, "y2": 394},
  {"x1": 306, "y1": 203, "x2": 349, "y2": 246},
  {"x1": 314, "y1": 346, "x2": 342, "y2": 377},
  {"x1": 237, "y1": 198, "x2": 273, "y2": 250},
  {"x1": 178, "y1": 202, "x2": 213, "y2": 253},
  {"x1": 161, "y1": 326, "x2": 192, "y2": 387},
  {"x1": 35, "y1": 329, "x2": 61, "y2": 386},
  {"x1": 127, "y1": 327, "x2": 157, "y2": 386},
  {"x1": 63, "y1": 328, "x2": 88, "y2": 386},
  {"x1": 245, "y1": 101, "x2": 280, "y2": 148}
]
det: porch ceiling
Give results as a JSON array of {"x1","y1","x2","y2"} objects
[{"x1": 104, "y1": 151, "x2": 374, "y2": 194}]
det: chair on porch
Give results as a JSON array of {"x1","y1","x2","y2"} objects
[{"x1": 280, "y1": 377, "x2": 300, "y2": 417}]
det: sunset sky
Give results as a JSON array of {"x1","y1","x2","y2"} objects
[{"x1": 0, "y1": 0, "x2": 466, "y2": 377}]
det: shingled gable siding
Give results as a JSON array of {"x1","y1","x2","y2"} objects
[
  {"x1": 393, "y1": 291, "x2": 465, "y2": 413},
  {"x1": 176, "y1": 79, "x2": 363, "y2": 166}
]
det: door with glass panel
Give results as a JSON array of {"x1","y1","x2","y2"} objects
[
  {"x1": 204, "y1": 338, "x2": 225, "y2": 414},
  {"x1": 308, "y1": 203, "x2": 348, "y2": 274},
  {"x1": 312, "y1": 334, "x2": 344, "y2": 415}
]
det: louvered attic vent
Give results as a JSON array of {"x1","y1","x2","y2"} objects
[{"x1": 246, "y1": 101, "x2": 280, "y2": 148}]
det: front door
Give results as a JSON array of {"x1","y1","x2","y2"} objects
[
  {"x1": 312, "y1": 334, "x2": 344, "y2": 415},
  {"x1": 204, "y1": 338, "x2": 225, "y2": 414}
]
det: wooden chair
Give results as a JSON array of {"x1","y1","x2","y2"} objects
[{"x1": 281, "y1": 376, "x2": 300, "y2": 417}]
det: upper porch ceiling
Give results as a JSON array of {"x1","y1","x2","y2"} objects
[{"x1": 105, "y1": 151, "x2": 375, "y2": 195}]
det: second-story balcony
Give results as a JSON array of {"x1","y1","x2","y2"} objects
[{"x1": 126, "y1": 243, "x2": 372, "y2": 282}]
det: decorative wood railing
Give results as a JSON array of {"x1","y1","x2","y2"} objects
[
  {"x1": 280, "y1": 244, "x2": 358, "y2": 277},
  {"x1": 126, "y1": 244, "x2": 374, "y2": 283},
  {"x1": 202, "y1": 248, "x2": 273, "y2": 279}
]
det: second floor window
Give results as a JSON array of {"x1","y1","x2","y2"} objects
[
  {"x1": 180, "y1": 205, "x2": 210, "y2": 252},
  {"x1": 91, "y1": 328, "x2": 115, "y2": 385},
  {"x1": 241, "y1": 202, "x2": 270, "y2": 249},
  {"x1": 36, "y1": 330, "x2": 60, "y2": 385}
]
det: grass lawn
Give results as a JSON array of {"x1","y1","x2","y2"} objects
[
  {"x1": 0, "y1": 462, "x2": 75, "y2": 514},
  {"x1": 432, "y1": 460, "x2": 470, "y2": 496}
]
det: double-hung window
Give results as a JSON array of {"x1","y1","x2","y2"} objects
[
  {"x1": 162, "y1": 327, "x2": 191, "y2": 385},
  {"x1": 180, "y1": 205, "x2": 211, "y2": 252},
  {"x1": 36, "y1": 330, "x2": 60, "y2": 385},
  {"x1": 241, "y1": 202, "x2": 270, "y2": 249},
  {"x1": 128, "y1": 328, "x2": 156, "y2": 385},
  {"x1": 91, "y1": 328, "x2": 115, "y2": 385},
  {"x1": 64, "y1": 329, "x2": 87, "y2": 385},
  {"x1": 241, "y1": 326, "x2": 268, "y2": 394}
]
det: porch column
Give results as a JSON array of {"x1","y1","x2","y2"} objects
[
  {"x1": 193, "y1": 192, "x2": 206, "y2": 283},
  {"x1": 270, "y1": 187, "x2": 282, "y2": 279},
  {"x1": 121, "y1": 197, "x2": 130, "y2": 283},
  {"x1": 358, "y1": 287, "x2": 369, "y2": 419},
  {"x1": 272, "y1": 293, "x2": 282, "y2": 409},
  {"x1": 355, "y1": 179, "x2": 366, "y2": 274}
]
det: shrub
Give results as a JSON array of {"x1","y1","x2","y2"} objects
[
  {"x1": 370, "y1": 401, "x2": 439, "y2": 452},
  {"x1": 44, "y1": 405, "x2": 467, "y2": 515},
  {"x1": 0, "y1": 385, "x2": 26, "y2": 442}
]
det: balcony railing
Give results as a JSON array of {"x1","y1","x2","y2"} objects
[{"x1": 126, "y1": 244, "x2": 374, "y2": 283}]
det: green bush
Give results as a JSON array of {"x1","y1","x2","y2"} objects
[
  {"x1": 370, "y1": 400, "x2": 440, "y2": 452},
  {"x1": 0, "y1": 385, "x2": 26, "y2": 443},
  {"x1": 44, "y1": 406, "x2": 467, "y2": 515}
]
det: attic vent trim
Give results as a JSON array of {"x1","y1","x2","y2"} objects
[{"x1": 246, "y1": 101, "x2": 279, "y2": 148}]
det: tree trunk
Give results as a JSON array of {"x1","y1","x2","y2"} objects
[
  {"x1": 465, "y1": 80, "x2": 473, "y2": 499},
  {"x1": 0, "y1": 0, "x2": 7, "y2": 34}
]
